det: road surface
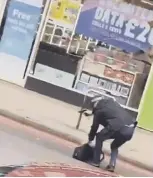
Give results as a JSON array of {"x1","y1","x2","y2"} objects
[{"x1": 0, "y1": 116, "x2": 152, "y2": 177}]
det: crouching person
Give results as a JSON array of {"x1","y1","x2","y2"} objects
[{"x1": 85, "y1": 96, "x2": 137, "y2": 172}]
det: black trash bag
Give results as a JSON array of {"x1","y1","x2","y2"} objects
[{"x1": 72, "y1": 143, "x2": 104, "y2": 162}]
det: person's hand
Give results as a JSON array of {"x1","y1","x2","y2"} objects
[
  {"x1": 88, "y1": 140, "x2": 95, "y2": 148},
  {"x1": 78, "y1": 109, "x2": 87, "y2": 114},
  {"x1": 84, "y1": 112, "x2": 90, "y2": 117},
  {"x1": 84, "y1": 112, "x2": 92, "y2": 117}
]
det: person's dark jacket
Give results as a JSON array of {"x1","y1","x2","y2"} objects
[{"x1": 88, "y1": 99, "x2": 136, "y2": 141}]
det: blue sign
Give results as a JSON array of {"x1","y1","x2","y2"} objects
[
  {"x1": 0, "y1": 0, "x2": 42, "y2": 60},
  {"x1": 75, "y1": 0, "x2": 153, "y2": 52}
]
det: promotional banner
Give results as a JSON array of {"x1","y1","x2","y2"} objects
[
  {"x1": 75, "y1": 0, "x2": 153, "y2": 52},
  {"x1": 0, "y1": 0, "x2": 42, "y2": 60},
  {"x1": 50, "y1": 0, "x2": 81, "y2": 29}
]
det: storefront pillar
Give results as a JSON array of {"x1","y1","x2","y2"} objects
[
  {"x1": 24, "y1": 0, "x2": 51, "y2": 85},
  {"x1": 0, "y1": 0, "x2": 7, "y2": 25},
  {"x1": 137, "y1": 64, "x2": 153, "y2": 131}
]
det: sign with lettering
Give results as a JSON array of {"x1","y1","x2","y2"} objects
[
  {"x1": 0, "y1": 0, "x2": 42, "y2": 60},
  {"x1": 75, "y1": 0, "x2": 153, "y2": 52}
]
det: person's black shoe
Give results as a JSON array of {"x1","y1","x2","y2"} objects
[
  {"x1": 89, "y1": 162, "x2": 100, "y2": 168},
  {"x1": 105, "y1": 165, "x2": 115, "y2": 172}
]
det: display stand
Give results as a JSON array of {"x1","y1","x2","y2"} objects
[{"x1": 74, "y1": 48, "x2": 146, "y2": 115}]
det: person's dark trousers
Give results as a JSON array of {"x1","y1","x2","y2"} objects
[
  {"x1": 93, "y1": 126, "x2": 135, "y2": 164},
  {"x1": 93, "y1": 127, "x2": 115, "y2": 164},
  {"x1": 109, "y1": 126, "x2": 135, "y2": 167}
]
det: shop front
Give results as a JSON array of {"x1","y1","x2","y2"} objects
[
  {"x1": 0, "y1": 0, "x2": 49, "y2": 86},
  {"x1": 25, "y1": 0, "x2": 153, "y2": 131}
]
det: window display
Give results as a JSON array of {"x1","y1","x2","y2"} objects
[{"x1": 75, "y1": 47, "x2": 149, "y2": 110}]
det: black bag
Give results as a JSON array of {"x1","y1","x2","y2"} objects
[
  {"x1": 72, "y1": 143, "x2": 93, "y2": 162},
  {"x1": 72, "y1": 143, "x2": 104, "y2": 162}
]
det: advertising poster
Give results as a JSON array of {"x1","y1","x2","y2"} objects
[
  {"x1": 0, "y1": 0, "x2": 42, "y2": 60},
  {"x1": 75, "y1": 0, "x2": 153, "y2": 52},
  {"x1": 49, "y1": 0, "x2": 81, "y2": 29}
]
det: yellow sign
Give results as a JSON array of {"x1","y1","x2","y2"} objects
[{"x1": 50, "y1": 0, "x2": 81, "y2": 28}]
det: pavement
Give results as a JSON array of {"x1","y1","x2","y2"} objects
[
  {"x1": 0, "y1": 115, "x2": 152, "y2": 177},
  {"x1": 0, "y1": 80, "x2": 152, "y2": 172}
]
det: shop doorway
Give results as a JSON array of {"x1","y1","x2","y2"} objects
[{"x1": 0, "y1": 0, "x2": 47, "y2": 86}]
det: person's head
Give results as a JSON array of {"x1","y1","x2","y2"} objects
[
  {"x1": 90, "y1": 95, "x2": 104, "y2": 108},
  {"x1": 90, "y1": 95, "x2": 116, "y2": 108}
]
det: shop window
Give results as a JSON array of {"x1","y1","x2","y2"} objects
[
  {"x1": 75, "y1": 45, "x2": 151, "y2": 110},
  {"x1": 41, "y1": 18, "x2": 101, "y2": 56},
  {"x1": 52, "y1": 36, "x2": 61, "y2": 45}
]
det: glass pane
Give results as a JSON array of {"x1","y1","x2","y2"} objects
[
  {"x1": 65, "y1": 29, "x2": 72, "y2": 36},
  {"x1": 52, "y1": 36, "x2": 61, "y2": 45},
  {"x1": 42, "y1": 34, "x2": 51, "y2": 43},
  {"x1": 69, "y1": 46, "x2": 77, "y2": 53},
  {"x1": 88, "y1": 42, "x2": 96, "y2": 49},
  {"x1": 79, "y1": 40, "x2": 87, "y2": 49},
  {"x1": 54, "y1": 28, "x2": 63, "y2": 36},
  {"x1": 61, "y1": 39, "x2": 69, "y2": 47},
  {"x1": 71, "y1": 39, "x2": 79, "y2": 47},
  {"x1": 45, "y1": 25, "x2": 54, "y2": 34},
  {"x1": 77, "y1": 48, "x2": 85, "y2": 56}
]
